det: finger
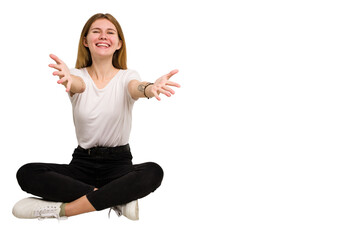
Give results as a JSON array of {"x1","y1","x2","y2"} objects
[
  {"x1": 159, "y1": 89, "x2": 172, "y2": 97},
  {"x1": 162, "y1": 86, "x2": 175, "y2": 95},
  {"x1": 66, "y1": 81, "x2": 72, "y2": 92},
  {"x1": 53, "y1": 71, "x2": 64, "y2": 77},
  {"x1": 57, "y1": 77, "x2": 67, "y2": 84},
  {"x1": 165, "y1": 69, "x2": 179, "y2": 79},
  {"x1": 49, "y1": 54, "x2": 62, "y2": 64},
  {"x1": 48, "y1": 64, "x2": 62, "y2": 71},
  {"x1": 152, "y1": 89, "x2": 161, "y2": 101},
  {"x1": 166, "y1": 81, "x2": 181, "y2": 88}
]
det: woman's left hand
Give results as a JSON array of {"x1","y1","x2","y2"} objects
[{"x1": 151, "y1": 69, "x2": 181, "y2": 101}]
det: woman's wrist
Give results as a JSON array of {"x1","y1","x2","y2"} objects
[{"x1": 144, "y1": 83, "x2": 154, "y2": 99}]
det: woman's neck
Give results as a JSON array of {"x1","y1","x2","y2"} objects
[{"x1": 88, "y1": 57, "x2": 118, "y2": 82}]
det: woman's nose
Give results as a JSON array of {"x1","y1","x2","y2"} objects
[{"x1": 99, "y1": 33, "x2": 107, "y2": 39}]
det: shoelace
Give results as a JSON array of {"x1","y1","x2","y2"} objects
[
  {"x1": 35, "y1": 207, "x2": 67, "y2": 221},
  {"x1": 108, "y1": 207, "x2": 122, "y2": 218}
]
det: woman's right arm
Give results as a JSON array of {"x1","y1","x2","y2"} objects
[{"x1": 49, "y1": 54, "x2": 85, "y2": 96}]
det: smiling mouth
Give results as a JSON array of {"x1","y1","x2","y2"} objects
[{"x1": 96, "y1": 43, "x2": 110, "y2": 48}]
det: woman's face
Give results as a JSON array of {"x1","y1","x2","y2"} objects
[{"x1": 84, "y1": 18, "x2": 122, "y2": 59}]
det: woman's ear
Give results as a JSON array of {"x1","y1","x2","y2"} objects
[
  {"x1": 117, "y1": 40, "x2": 122, "y2": 50},
  {"x1": 83, "y1": 37, "x2": 88, "y2": 47}
]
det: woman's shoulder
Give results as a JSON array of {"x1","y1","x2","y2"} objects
[
  {"x1": 120, "y1": 68, "x2": 141, "y2": 82},
  {"x1": 120, "y1": 68, "x2": 138, "y2": 74}
]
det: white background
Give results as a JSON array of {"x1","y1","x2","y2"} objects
[{"x1": 1, "y1": 0, "x2": 359, "y2": 239}]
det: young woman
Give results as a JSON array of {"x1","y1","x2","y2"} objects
[{"x1": 12, "y1": 13, "x2": 180, "y2": 220}]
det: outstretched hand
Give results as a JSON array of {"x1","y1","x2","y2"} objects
[
  {"x1": 48, "y1": 54, "x2": 72, "y2": 92},
  {"x1": 151, "y1": 69, "x2": 181, "y2": 101}
]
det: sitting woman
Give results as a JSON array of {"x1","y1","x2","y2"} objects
[{"x1": 12, "y1": 13, "x2": 180, "y2": 220}]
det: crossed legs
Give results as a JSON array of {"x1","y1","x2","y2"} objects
[{"x1": 16, "y1": 162, "x2": 163, "y2": 217}]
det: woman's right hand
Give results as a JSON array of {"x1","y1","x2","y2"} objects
[{"x1": 49, "y1": 54, "x2": 73, "y2": 92}]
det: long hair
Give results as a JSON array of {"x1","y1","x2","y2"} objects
[{"x1": 75, "y1": 13, "x2": 127, "y2": 69}]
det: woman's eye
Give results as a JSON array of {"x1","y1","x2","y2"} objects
[{"x1": 108, "y1": 32, "x2": 115, "y2": 35}]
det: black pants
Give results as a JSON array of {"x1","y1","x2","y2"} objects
[{"x1": 16, "y1": 144, "x2": 163, "y2": 211}]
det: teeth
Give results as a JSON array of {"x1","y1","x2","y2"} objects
[{"x1": 96, "y1": 43, "x2": 109, "y2": 47}]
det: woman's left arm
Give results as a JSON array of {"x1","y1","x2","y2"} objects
[{"x1": 128, "y1": 69, "x2": 180, "y2": 101}]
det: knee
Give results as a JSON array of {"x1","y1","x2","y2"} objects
[
  {"x1": 145, "y1": 162, "x2": 164, "y2": 190},
  {"x1": 16, "y1": 163, "x2": 38, "y2": 191}
]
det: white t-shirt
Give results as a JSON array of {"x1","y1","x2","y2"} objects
[{"x1": 69, "y1": 68, "x2": 141, "y2": 149}]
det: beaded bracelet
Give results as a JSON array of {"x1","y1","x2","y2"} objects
[{"x1": 144, "y1": 83, "x2": 154, "y2": 99}]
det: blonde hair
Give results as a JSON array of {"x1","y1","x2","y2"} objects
[{"x1": 75, "y1": 13, "x2": 127, "y2": 69}]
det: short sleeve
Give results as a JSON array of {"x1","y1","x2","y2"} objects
[
  {"x1": 70, "y1": 68, "x2": 82, "y2": 77},
  {"x1": 125, "y1": 69, "x2": 141, "y2": 84}
]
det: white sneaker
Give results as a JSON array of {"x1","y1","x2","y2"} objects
[
  {"x1": 109, "y1": 200, "x2": 139, "y2": 221},
  {"x1": 12, "y1": 197, "x2": 66, "y2": 220}
]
